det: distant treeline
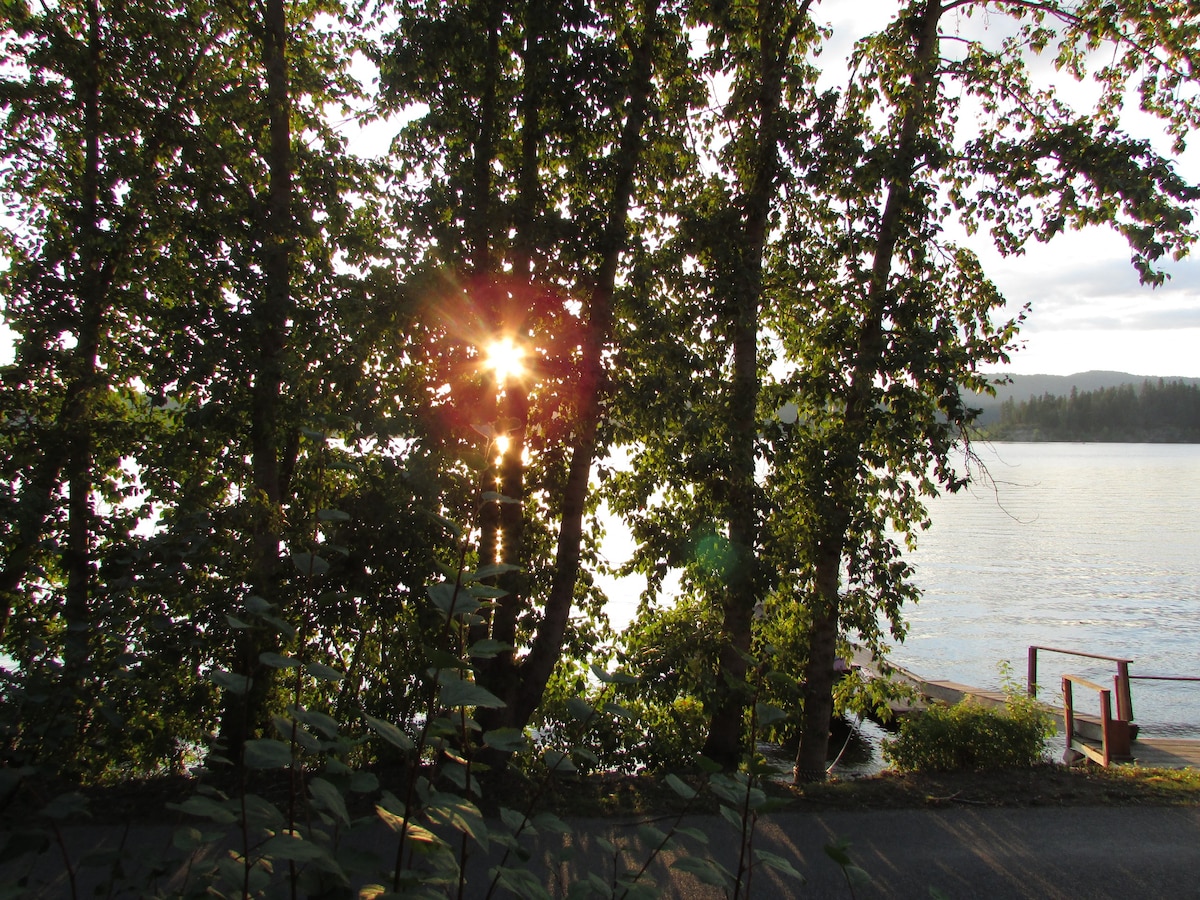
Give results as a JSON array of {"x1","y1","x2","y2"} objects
[{"x1": 980, "y1": 379, "x2": 1200, "y2": 442}]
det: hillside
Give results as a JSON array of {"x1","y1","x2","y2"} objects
[{"x1": 967, "y1": 371, "x2": 1200, "y2": 426}]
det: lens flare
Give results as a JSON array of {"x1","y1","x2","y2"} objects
[{"x1": 484, "y1": 337, "x2": 526, "y2": 383}]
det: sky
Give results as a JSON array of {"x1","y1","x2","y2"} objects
[{"x1": 972, "y1": 228, "x2": 1200, "y2": 379}]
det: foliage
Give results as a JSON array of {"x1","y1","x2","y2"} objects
[
  {"x1": 882, "y1": 694, "x2": 1054, "y2": 774},
  {"x1": 1, "y1": 0, "x2": 1199, "y2": 794},
  {"x1": 0, "y1": 541, "x2": 831, "y2": 899},
  {"x1": 536, "y1": 664, "x2": 710, "y2": 775}
]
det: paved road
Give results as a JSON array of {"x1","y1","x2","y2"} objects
[{"x1": 9, "y1": 806, "x2": 1200, "y2": 898}]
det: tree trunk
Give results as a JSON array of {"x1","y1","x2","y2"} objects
[
  {"x1": 793, "y1": 532, "x2": 845, "y2": 781},
  {"x1": 793, "y1": 0, "x2": 942, "y2": 782},
  {"x1": 508, "y1": 0, "x2": 659, "y2": 730},
  {"x1": 61, "y1": 0, "x2": 106, "y2": 693},
  {"x1": 218, "y1": 0, "x2": 293, "y2": 761},
  {"x1": 701, "y1": 1, "x2": 807, "y2": 768}
]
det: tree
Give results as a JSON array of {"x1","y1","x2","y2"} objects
[
  {"x1": 605, "y1": 0, "x2": 829, "y2": 768},
  {"x1": 0, "y1": 0, "x2": 246, "y2": 774},
  {"x1": 377, "y1": 0, "x2": 698, "y2": 738},
  {"x1": 776, "y1": 0, "x2": 1199, "y2": 781},
  {"x1": 0, "y1": 0, "x2": 408, "y2": 773}
]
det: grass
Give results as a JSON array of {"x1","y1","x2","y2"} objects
[{"x1": 5, "y1": 763, "x2": 1199, "y2": 828}]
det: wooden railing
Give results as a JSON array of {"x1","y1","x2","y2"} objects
[
  {"x1": 1028, "y1": 644, "x2": 1134, "y2": 724},
  {"x1": 1062, "y1": 674, "x2": 1133, "y2": 766}
]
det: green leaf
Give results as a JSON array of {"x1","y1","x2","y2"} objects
[
  {"x1": 754, "y1": 848, "x2": 806, "y2": 881},
  {"x1": 718, "y1": 804, "x2": 744, "y2": 832},
  {"x1": 310, "y1": 777, "x2": 350, "y2": 826},
  {"x1": 296, "y1": 707, "x2": 340, "y2": 739},
  {"x1": 663, "y1": 773, "x2": 696, "y2": 800},
  {"x1": 542, "y1": 749, "x2": 577, "y2": 774},
  {"x1": 427, "y1": 581, "x2": 479, "y2": 618},
  {"x1": 225, "y1": 615, "x2": 253, "y2": 630},
  {"x1": 245, "y1": 595, "x2": 273, "y2": 614},
  {"x1": 425, "y1": 794, "x2": 489, "y2": 851},
  {"x1": 845, "y1": 864, "x2": 872, "y2": 887},
  {"x1": 500, "y1": 807, "x2": 529, "y2": 833},
  {"x1": 259, "y1": 651, "x2": 299, "y2": 669},
  {"x1": 271, "y1": 715, "x2": 322, "y2": 753},
  {"x1": 469, "y1": 562, "x2": 521, "y2": 581},
  {"x1": 566, "y1": 697, "x2": 594, "y2": 722},
  {"x1": 674, "y1": 826, "x2": 709, "y2": 844},
  {"x1": 39, "y1": 793, "x2": 88, "y2": 821},
  {"x1": 291, "y1": 551, "x2": 331, "y2": 576},
  {"x1": 261, "y1": 832, "x2": 329, "y2": 863},
  {"x1": 376, "y1": 806, "x2": 445, "y2": 846},
  {"x1": 589, "y1": 663, "x2": 637, "y2": 685},
  {"x1": 467, "y1": 583, "x2": 508, "y2": 599},
  {"x1": 468, "y1": 638, "x2": 512, "y2": 659},
  {"x1": 755, "y1": 702, "x2": 788, "y2": 727},
  {"x1": 483, "y1": 728, "x2": 529, "y2": 753},
  {"x1": 572, "y1": 746, "x2": 600, "y2": 766},
  {"x1": 437, "y1": 671, "x2": 506, "y2": 708},
  {"x1": 243, "y1": 738, "x2": 293, "y2": 769},
  {"x1": 317, "y1": 508, "x2": 351, "y2": 522},
  {"x1": 305, "y1": 661, "x2": 345, "y2": 682},
  {"x1": 823, "y1": 838, "x2": 854, "y2": 867},
  {"x1": 636, "y1": 824, "x2": 669, "y2": 848},
  {"x1": 425, "y1": 647, "x2": 464, "y2": 670},
  {"x1": 488, "y1": 865, "x2": 550, "y2": 899},
  {"x1": 531, "y1": 812, "x2": 571, "y2": 835},
  {"x1": 429, "y1": 513, "x2": 463, "y2": 539},
  {"x1": 671, "y1": 855, "x2": 731, "y2": 888},
  {"x1": 260, "y1": 613, "x2": 298, "y2": 639},
  {"x1": 605, "y1": 702, "x2": 633, "y2": 720},
  {"x1": 480, "y1": 491, "x2": 519, "y2": 504},
  {"x1": 364, "y1": 714, "x2": 415, "y2": 752},
  {"x1": 168, "y1": 796, "x2": 237, "y2": 825},
  {"x1": 209, "y1": 670, "x2": 251, "y2": 695}
]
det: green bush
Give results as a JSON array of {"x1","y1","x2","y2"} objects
[{"x1": 882, "y1": 693, "x2": 1053, "y2": 772}]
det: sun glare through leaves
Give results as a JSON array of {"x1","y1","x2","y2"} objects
[{"x1": 484, "y1": 337, "x2": 527, "y2": 383}]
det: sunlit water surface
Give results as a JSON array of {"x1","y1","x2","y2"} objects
[{"x1": 891, "y1": 442, "x2": 1200, "y2": 741}]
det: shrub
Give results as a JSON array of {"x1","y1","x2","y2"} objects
[{"x1": 882, "y1": 692, "x2": 1053, "y2": 773}]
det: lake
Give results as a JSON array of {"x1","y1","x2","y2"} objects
[{"x1": 890, "y1": 441, "x2": 1200, "y2": 740}]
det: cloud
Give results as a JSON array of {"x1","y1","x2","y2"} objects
[{"x1": 973, "y1": 225, "x2": 1200, "y2": 338}]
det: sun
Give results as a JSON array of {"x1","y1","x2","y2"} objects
[{"x1": 483, "y1": 337, "x2": 527, "y2": 383}]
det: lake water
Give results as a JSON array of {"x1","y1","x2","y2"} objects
[{"x1": 890, "y1": 442, "x2": 1200, "y2": 740}]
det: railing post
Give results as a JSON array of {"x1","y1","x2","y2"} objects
[
  {"x1": 1028, "y1": 646, "x2": 1038, "y2": 698},
  {"x1": 1115, "y1": 661, "x2": 1133, "y2": 724},
  {"x1": 1099, "y1": 688, "x2": 1113, "y2": 767},
  {"x1": 1061, "y1": 676, "x2": 1074, "y2": 748}
]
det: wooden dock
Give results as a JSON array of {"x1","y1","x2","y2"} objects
[{"x1": 850, "y1": 647, "x2": 1200, "y2": 769}]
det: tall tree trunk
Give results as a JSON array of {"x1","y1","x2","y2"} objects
[
  {"x1": 507, "y1": 0, "x2": 660, "y2": 730},
  {"x1": 473, "y1": 0, "x2": 542, "y2": 729},
  {"x1": 701, "y1": 2, "x2": 807, "y2": 768},
  {"x1": 61, "y1": 0, "x2": 106, "y2": 696},
  {"x1": 794, "y1": 0, "x2": 942, "y2": 782},
  {"x1": 219, "y1": 0, "x2": 293, "y2": 761}
]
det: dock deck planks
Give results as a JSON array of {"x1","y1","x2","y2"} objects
[{"x1": 850, "y1": 648, "x2": 1200, "y2": 769}]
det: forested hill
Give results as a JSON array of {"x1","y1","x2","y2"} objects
[
  {"x1": 966, "y1": 371, "x2": 1200, "y2": 424},
  {"x1": 977, "y1": 378, "x2": 1200, "y2": 442}
]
